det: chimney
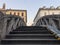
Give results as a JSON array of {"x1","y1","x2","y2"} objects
[
  {"x1": 42, "y1": 6, "x2": 46, "y2": 9},
  {"x1": 2, "y1": 3, "x2": 6, "y2": 9}
]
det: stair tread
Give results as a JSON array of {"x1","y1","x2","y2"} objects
[
  {"x1": 1, "y1": 44, "x2": 60, "y2": 45},
  {"x1": 6, "y1": 34, "x2": 54, "y2": 38},
  {"x1": 1, "y1": 26, "x2": 59, "y2": 44},
  {"x1": 12, "y1": 30, "x2": 48, "y2": 32},
  {"x1": 10, "y1": 32, "x2": 50, "y2": 34},
  {"x1": 5, "y1": 37, "x2": 55, "y2": 39},
  {"x1": 2, "y1": 39, "x2": 56, "y2": 40},
  {"x1": 7, "y1": 34, "x2": 52, "y2": 36}
]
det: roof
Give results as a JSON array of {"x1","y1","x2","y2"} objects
[
  {"x1": 39, "y1": 8, "x2": 60, "y2": 10},
  {"x1": 6, "y1": 9, "x2": 27, "y2": 11},
  {"x1": 0, "y1": 8, "x2": 27, "y2": 12}
]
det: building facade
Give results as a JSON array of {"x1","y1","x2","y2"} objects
[
  {"x1": 33, "y1": 6, "x2": 60, "y2": 26},
  {"x1": 0, "y1": 3, "x2": 27, "y2": 23}
]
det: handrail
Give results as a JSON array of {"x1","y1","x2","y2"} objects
[
  {"x1": 40, "y1": 25, "x2": 60, "y2": 38},
  {"x1": 46, "y1": 25, "x2": 60, "y2": 37}
]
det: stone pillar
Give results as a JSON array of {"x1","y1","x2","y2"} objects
[
  {"x1": 38, "y1": 20, "x2": 40, "y2": 26},
  {"x1": 59, "y1": 19, "x2": 60, "y2": 29},
  {"x1": 42, "y1": 19, "x2": 44, "y2": 25},
  {"x1": 1, "y1": 18, "x2": 7, "y2": 39},
  {"x1": 13, "y1": 18, "x2": 19, "y2": 30},
  {"x1": 18, "y1": 19, "x2": 21, "y2": 27},
  {"x1": 44, "y1": 19, "x2": 48, "y2": 25},
  {"x1": 50, "y1": 19, "x2": 57, "y2": 28},
  {"x1": 39, "y1": 20, "x2": 41, "y2": 26},
  {"x1": 20, "y1": 20, "x2": 23, "y2": 26},
  {"x1": 6, "y1": 18, "x2": 15, "y2": 35},
  {"x1": 0, "y1": 19, "x2": 4, "y2": 40},
  {"x1": 41, "y1": 19, "x2": 43, "y2": 25},
  {"x1": 49, "y1": 18, "x2": 51, "y2": 25}
]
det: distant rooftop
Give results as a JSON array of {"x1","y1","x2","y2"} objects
[
  {"x1": 34, "y1": 6, "x2": 60, "y2": 22},
  {"x1": 40, "y1": 6, "x2": 60, "y2": 10}
]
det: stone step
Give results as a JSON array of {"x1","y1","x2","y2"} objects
[
  {"x1": 16, "y1": 28, "x2": 47, "y2": 30},
  {"x1": 1, "y1": 44, "x2": 60, "y2": 45},
  {"x1": 15, "y1": 26, "x2": 47, "y2": 30},
  {"x1": 15, "y1": 28, "x2": 47, "y2": 31},
  {"x1": 1, "y1": 39, "x2": 60, "y2": 44},
  {"x1": 10, "y1": 31, "x2": 50, "y2": 34},
  {"x1": 13, "y1": 29, "x2": 48, "y2": 31},
  {"x1": 1, "y1": 26, "x2": 59, "y2": 45},
  {"x1": 17, "y1": 26, "x2": 46, "y2": 29},
  {"x1": 6, "y1": 34, "x2": 55, "y2": 39},
  {"x1": 12, "y1": 30, "x2": 49, "y2": 32}
]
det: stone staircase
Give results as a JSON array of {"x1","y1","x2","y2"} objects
[{"x1": 1, "y1": 26, "x2": 60, "y2": 45}]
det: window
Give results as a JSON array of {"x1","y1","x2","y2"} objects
[
  {"x1": 18, "y1": 12, "x2": 19, "y2": 16},
  {"x1": 44, "y1": 12, "x2": 46, "y2": 16},
  {"x1": 52, "y1": 12, "x2": 54, "y2": 15},
  {"x1": 14, "y1": 12, "x2": 16, "y2": 15},
  {"x1": 10, "y1": 12, "x2": 12, "y2": 15},
  {"x1": 22, "y1": 13, "x2": 24, "y2": 16},
  {"x1": 59, "y1": 12, "x2": 60, "y2": 14}
]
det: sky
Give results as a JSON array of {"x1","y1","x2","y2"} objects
[{"x1": 0, "y1": 0, "x2": 60, "y2": 26}]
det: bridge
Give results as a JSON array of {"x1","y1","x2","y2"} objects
[
  {"x1": 33, "y1": 15, "x2": 60, "y2": 39},
  {"x1": 34, "y1": 15, "x2": 60, "y2": 28},
  {"x1": 0, "y1": 11, "x2": 26, "y2": 40},
  {"x1": 0, "y1": 12, "x2": 60, "y2": 45}
]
